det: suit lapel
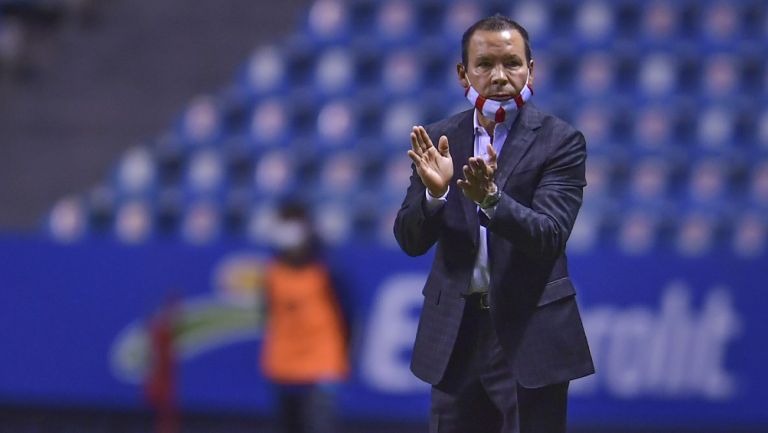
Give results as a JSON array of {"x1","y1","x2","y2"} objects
[
  {"x1": 449, "y1": 110, "x2": 480, "y2": 245},
  {"x1": 488, "y1": 105, "x2": 542, "y2": 293},
  {"x1": 494, "y1": 104, "x2": 542, "y2": 189}
]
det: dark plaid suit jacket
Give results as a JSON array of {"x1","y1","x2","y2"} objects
[{"x1": 394, "y1": 103, "x2": 595, "y2": 388}]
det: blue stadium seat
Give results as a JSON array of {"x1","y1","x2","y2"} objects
[
  {"x1": 113, "y1": 199, "x2": 155, "y2": 244},
  {"x1": 244, "y1": 200, "x2": 279, "y2": 245},
  {"x1": 568, "y1": 209, "x2": 603, "y2": 253},
  {"x1": 573, "y1": 1, "x2": 616, "y2": 49},
  {"x1": 682, "y1": 157, "x2": 734, "y2": 222},
  {"x1": 112, "y1": 146, "x2": 158, "y2": 200},
  {"x1": 314, "y1": 98, "x2": 358, "y2": 149},
  {"x1": 441, "y1": 0, "x2": 484, "y2": 49},
  {"x1": 675, "y1": 210, "x2": 721, "y2": 256},
  {"x1": 636, "y1": 50, "x2": 680, "y2": 100},
  {"x1": 313, "y1": 200, "x2": 353, "y2": 245},
  {"x1": 697, "y1": 1, "x2": 743, "y2": 49},
  {"x1": 573, "y1": 101, "x2": 614, "y2": 151},
  {"x1": 373, "y1": 0, "x2": 419, "y2": 48},
  {"x1": 380, "y1": 48, "x2": 424, "y2": 98},
  {"x1": 176, "y1": 95, "x2": 225, "y2": 146},
  {"x1": 380, "y1": 97, "x2": 424, "y2": 149},
  {"x1": 302, "y1": 0, "x2": 351, "y2": 47},
  {"x1": 45, "y1": 195, "x2": 88, "y2": 243},
  {"x1": 179, "y1": 199, "x2": 222, "y2": 245},
  {"x1": 625, "y1": 156, "x2": 676, "y2": 217},
  {"x1": 183, "y1": 149, "x2": 227, "y2": 199},
  {"x1": 730, "y1": 210, "x2": 767, "y2": 257},
  {"x1": 574, "y1": 51, "x2": 615, "y2": 99},
  {"x1": 616, "y1": 208, "x2": 662, "y2": 255},
  {"x1": 695, "y1": 106, "x2": 737, "y2": 152},
  {"x1": 638, "y1": 1, "x2": 682, "y2": 49},
  {"x1": 628, "y1": 103, "x2": 687, "y2": 167},
  {"x1": 313, "y1": 46, "x2": 356, "y2": 98},
  {"x1": 239, "y1": 45, "x2": 287, "y2": 98},
  {"x1": 511, "y1": 1, "x2": 552, "y2": 46},
  {"x1": 252, "y1": 149, "x2": 298, "y2": 198},
  {"x1": 631, "y1": 104, "x2": 674, "y2": 150},
  {"x1": 247, "y1": 97, "x2": 292, "y2": 148},
  {"x1": 379, "y1": 154, "x2": 413, "y2": 201},
  {"x1": 316, "y1": 151, "x2": 362, "y2": 198},
  {"x1": 700, "y1": 52, "x2": 740, "y2": 101}
]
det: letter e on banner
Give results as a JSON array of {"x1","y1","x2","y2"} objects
[{"x1": 360, "y1": 273, "x2": 430, "y2": 393}]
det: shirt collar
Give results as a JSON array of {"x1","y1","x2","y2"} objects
[{"x1": 473, "y1": 108, "x2": 518, "y2": 136}]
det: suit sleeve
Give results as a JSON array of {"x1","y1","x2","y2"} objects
[
  {"x1": 485, "y1": 129, "x2": 587, "y2": 260},
  {"x1": 393, "y1": 129, "x2": 446, "y2": 257}
]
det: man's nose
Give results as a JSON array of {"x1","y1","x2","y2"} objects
[{"x1": 490, "y1": 65, "x2": 508, "y2": 86}]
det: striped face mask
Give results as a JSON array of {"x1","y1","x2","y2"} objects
[{"x1": 464, "y1": 69, "x2": 533, "y2": 123}]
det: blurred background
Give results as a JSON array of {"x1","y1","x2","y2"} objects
[{"x1": 0, "y1": 0, "x2": 766, "y2": 432}]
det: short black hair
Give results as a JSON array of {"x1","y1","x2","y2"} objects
[{"x1": 461, "y1": 14, "x2": 532, "y2": 67}]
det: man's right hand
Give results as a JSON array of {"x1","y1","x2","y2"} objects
[{"x1": 407, "y1": 126, "x2": 453, "y2": 197}]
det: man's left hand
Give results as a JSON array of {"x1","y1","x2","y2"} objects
[{"x1": 458, "y1": 143, "x2": 498, "y2": 203}]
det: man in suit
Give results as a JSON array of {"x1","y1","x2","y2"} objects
[{"x1": 394, "y1": 15, "x2": 594, "y2": 433}]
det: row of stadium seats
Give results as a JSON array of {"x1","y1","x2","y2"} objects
[
  {"x1": 46, "y1": 188, "x2": 767, "y2": 258},
  {"x1": 103, "y1": 144, "x2": 768, "y2": 204},
  {"x1": 234, "y1": 42, "x2": 766, "y2": 97},
  {"x1": 44, "y1": 0, "x2": 768, "y2": 258},
  {"x1": 301, "y1": 0, "x2": 764, "y2": 48},
  {"x1": 171, "y1": 94, "x2": 768, "y2": 154}
]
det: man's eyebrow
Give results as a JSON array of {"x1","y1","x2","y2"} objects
[{"x1": 475, "y1": 53, "x2": 522, "y2": 60}]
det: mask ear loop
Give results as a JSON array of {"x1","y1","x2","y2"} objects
[
  {"x1": 523, "y1": 67, "x2": 531, "y2": 91},
  {"x1": 463, "y1": 69, "x2": 473, "y2": 89},
  {"x1": 526, "y1": 61, "x2": 533, "y2": 89}
]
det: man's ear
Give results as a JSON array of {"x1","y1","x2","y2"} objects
[
  {"x1": 457, "y1": 63, "x2": 469, "y2": 88},
  {"x1": 528, "y1": 59, "x2": 535, "y2": 87}
]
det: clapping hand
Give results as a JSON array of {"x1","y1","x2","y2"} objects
[
  {"x1": 407, "y1": 126, "x2": 453, "y2": 197},
  {"x1": 457, "y1": 144, "x2": 498, "y2": 203}
]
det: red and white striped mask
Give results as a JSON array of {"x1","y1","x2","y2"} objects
[{"x1": 464, "y1": 70, "x2": 533, "y2": 123}]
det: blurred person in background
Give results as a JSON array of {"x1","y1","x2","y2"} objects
[
  {"x1": 260, "y1": 201, "x2": 349, "y2": 433},
  {"x1": 394, "y1": 15, "x2": 593, "y2": 433},
  {"x1": 144, "y1": 294, "x2": 181, "y2": 433}
]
